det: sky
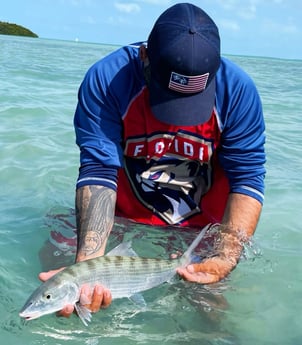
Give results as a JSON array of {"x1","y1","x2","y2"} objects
[{"x1": 1, "y1": 0, "x2": 302, "y2": 59}]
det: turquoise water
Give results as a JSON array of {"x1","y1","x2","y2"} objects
[{"x1": 1, "y1": 34, "x2": 302, "y2": 345}]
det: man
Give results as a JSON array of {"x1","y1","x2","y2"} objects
[{"x1": 40, "y1": 3, "x2": 266, "y2": 318}]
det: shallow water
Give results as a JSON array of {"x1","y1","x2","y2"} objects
[{"x1": 1, "y1": 35, "x2": 302, "y2": 344}]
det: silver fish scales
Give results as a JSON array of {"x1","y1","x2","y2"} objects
[{"x1": 78, "y1": 255, "x2": 180, "y2": 299}]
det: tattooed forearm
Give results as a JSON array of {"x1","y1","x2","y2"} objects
[{"x1": 75, "y1": 185, "x2": 116, "y2": 261}]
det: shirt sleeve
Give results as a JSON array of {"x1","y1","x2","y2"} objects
[
  {"x1": 73, "y1": 44, "x2": 144, "y2": 189},
  {"x1": 216, "y1": 58, "x2": 266, "y2": 204}
]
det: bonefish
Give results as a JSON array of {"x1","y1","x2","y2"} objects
[{"x1": 19, "y1": 225, "x2": 209, "y2": 325}]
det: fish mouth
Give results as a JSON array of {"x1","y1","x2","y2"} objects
[{"x1": 19, "y1": 311, "x2": 41, "y2": 321}]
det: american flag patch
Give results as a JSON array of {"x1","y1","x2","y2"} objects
[{"x1": 168, "y1": 71, "x2": 209, "y2": 94}]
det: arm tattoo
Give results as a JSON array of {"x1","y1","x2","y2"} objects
[{"x1": 75, "y1": 185, "x2": 116, "y2": 259}]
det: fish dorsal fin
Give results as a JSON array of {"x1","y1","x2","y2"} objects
[{"x1": 106, "y1": 241, "x2": 138, "y2": 257}]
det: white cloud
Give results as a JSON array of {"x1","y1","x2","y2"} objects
[
  {"x1": 283, "y1": 24, "x2": 299, "y2": 34},
  {"x1": 219, "y1": 19, "x2": 240, "y2": 32},
  {"x1": 106, "y1": 15, "x2": 132, "y2": 25},
  {"x1": 80, "y1": 15, "x2": 96, "y2": 25},
  {"x1": 114, "y1": 2, "x2": 141, "y2": 13},
  {"x1": 216, "y1": 0, "x2": 259, "y2": 20},
  {"x1": 263, "y1": 18, "x2": 299, "y2": 35},
  {"x1": 237, "y1": 4, "x2": 257, "y2": 20},
  {"x1": 58, "y1": 0, "x2": 93, "y2": 6},
  {"x1": 134, "y1": 0, "x2": 171, "y2": 4}
]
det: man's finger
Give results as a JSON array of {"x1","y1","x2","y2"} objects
[
  {"x1": 80, "y1": 285, "x2": 112, "y2": 313},
  {"x1": 57, "y1": 304, "x2": 75, "y2": 318},
  {"x1": 101, "y1": 287, "x2": 112, "y2": 308},
  {"x1": 88, "y1": 285, "x2": 105, "y2": 312},
  {"x1": 80, "y1": 284, "x2": 92, "y2": 305},
  {"x1": 177, "y1": 267, "x2": 217, "y2": 284},
  {"x1": 39, "y1": 268, "x2": 65, "y2": 282}
]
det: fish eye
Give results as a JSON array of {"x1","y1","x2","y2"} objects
[{"x1": 44, "y1": 293, "x2": 52, "y2": 300}]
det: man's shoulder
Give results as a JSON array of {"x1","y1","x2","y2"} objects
[
  {"x1": 90, "y1": 42, "x2": 142, "y2": 70},
  {"x1": 84, "y1": 42, "x2": 144, "y2": 93},
  {"x1": 215, "y1": 57, "x2": 262, "y2": 127},
  {"x1": 217, "y1": 57, "x2": 254, "y2": 85},
  {"x1": 215, "y1": 57, "x2": 259, "y2": 104}
]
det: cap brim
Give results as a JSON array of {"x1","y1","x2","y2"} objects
[{"x1": 149, "y1": 77, "x2": 216, "y2": 126}]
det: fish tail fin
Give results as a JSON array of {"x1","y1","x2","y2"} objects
[{"x1": 179, "y1": 223, "x2": 210, "y2": 267}]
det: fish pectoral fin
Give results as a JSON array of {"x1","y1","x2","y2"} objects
[
  {"x1": 74, "y1": 303, "x2": 92, "y2": 326},
  {"x1": 129, "y1": 293, "x2": 147, "y2": 308}
]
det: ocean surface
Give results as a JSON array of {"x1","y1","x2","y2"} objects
[{"x1": 0, "y1": 34, "x2": 301, "y2": 345}]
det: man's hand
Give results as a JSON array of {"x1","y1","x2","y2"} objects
[
  {"x1": 177, "y1": 222, "x2": 245, "y2": 284},
  {"x1": 179, "y1": 193, "x2": 262, "y2": 285},
  {"x1": 38, "y1": 269, "x2": 112, "y2": 317},
  {"x1": 177, "y1": 255, "x2": 236, "y2": 284}
]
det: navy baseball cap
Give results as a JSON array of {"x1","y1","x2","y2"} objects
[{"x1": 147, "y1": 3, "x2": 221, "y2": 126}]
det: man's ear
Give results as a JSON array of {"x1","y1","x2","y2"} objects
[{"x1": 139, "y1": 45, "x2": 148, "y2": 62}]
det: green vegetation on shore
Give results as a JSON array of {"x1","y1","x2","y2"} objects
[{"x1": 0, "y1": 21, "x2": 38, "y2": 38}]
